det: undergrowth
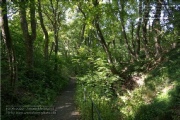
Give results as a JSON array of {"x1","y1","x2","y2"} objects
[
  {"x1": 75, "y1": 57, "x2": 121, "y2": 120},
  {"x1": 75, "y1": 47, "x2": 180, "y2": 120}
]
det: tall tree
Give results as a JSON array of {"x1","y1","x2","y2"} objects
[
  {"x1": 19, "y1": 0, "x2": 36, "y2": 77},
  {"x1": 43, "y1": 0, "x2": 62, "y2": 71},
  {"x1": 0, "y1": 0, "x2": 17, "y2": 89},
  {"x1": 37, "y1": 0, "x2": 49, "y2": 61}
]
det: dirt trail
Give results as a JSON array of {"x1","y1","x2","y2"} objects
[{"x1": 36, "y1": 78, "x2": 80, "y2": 120}]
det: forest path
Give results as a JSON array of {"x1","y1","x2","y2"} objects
[{"x1": 36, "y1": 78, "x2": 80, "y2": 120}]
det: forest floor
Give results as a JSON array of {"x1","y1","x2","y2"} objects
[{"x1": 36, "y1": 78, "x2": 80, "y2": 120}]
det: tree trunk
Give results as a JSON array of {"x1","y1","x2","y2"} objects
[
  {"x1": 118, "y1": 0, "x2": 136, "y2": 60},
  {"x1": 1, "y1": 0, "x2": 17, "y2": 89},
  {"x1": 142, "y1": 1, "x2": 150, "y2": 58},
  {"x1": 54, "y1": 27, "x2": 59, "y2": 71},
  {"x1": 93, "y1": 0, "x2": 119, "y2": 75},
  {"x1": 80, "y1": 24, "x2": 86, "y2": 46},
  {"x1": 78, "y1": 5, "x2": 87, "y2": 48},
  {"x1": 135, "y1": 0, "x2": 142, "y2": 57},
  {"x1": 19, "y1": 0, "x2": 36, "y2": 77},
  {"x1": 37, "y1": 0, "x2": 49, "y2": 61},
  {"x1": 48, "y1": 0, "x2": 60, "y2": 72},
  {"x1": 49, "y1": 42, "x2": 55, "y2": 59},
  {"x1": 152, "y1": 0, "x2": 163, "y2": 58}
]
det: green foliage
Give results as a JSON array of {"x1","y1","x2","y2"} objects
[{"x1": 75, "y1": 57, "x2": 120, "y2": 120}]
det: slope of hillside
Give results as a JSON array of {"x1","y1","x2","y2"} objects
[{"x1": 119, "y1": 47, "x2": 180, "y2": 120}]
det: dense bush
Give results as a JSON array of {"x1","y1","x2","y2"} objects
[{"x1": 75, "y1": 57, "x2": 121, "y2": 120}]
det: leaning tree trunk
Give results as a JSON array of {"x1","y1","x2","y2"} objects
[
  {"x1": 37, "y1": 0, "x2": 49, "y2": 61},
  {"x1": 92, "y1": 0, "x2": 120, "y2": 75},
  {"x1": 118, "y1": 0, "x2": 136, "y2": 60}
]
